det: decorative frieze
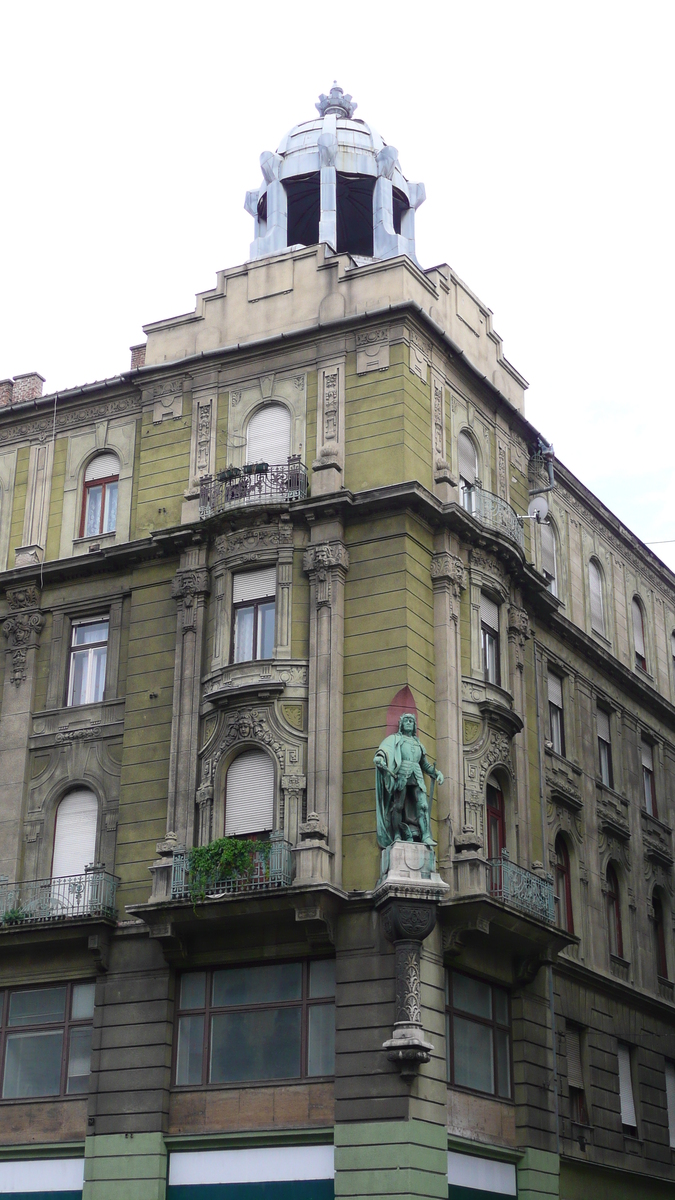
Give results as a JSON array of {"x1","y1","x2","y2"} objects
[
  {"x1": 214, "y1": 520, "x2": 294, "y2": 562},
  {"x1": 356, "y1": 328, "x2": 389, "y2": 374}
]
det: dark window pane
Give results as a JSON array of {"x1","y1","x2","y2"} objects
[
  {"x1": 308, "y1": 1003, "x2": 335, "y2": 1076},
  {"x1": 212, "y1": 963, "x2": 301, "y2": 1008},
  {"x1": 3, "y1": 1030, "x2": 63, "y2": 1097},
  {"x1": 309, "y1": 960, "x2": 336, "y2": 998},
  {"x1": 210, "y1": 1007, "x2": 301, "y2": 1082},
  {"x1": 494, "y1": 988, "x2": 509, "y2": 1026},
  {"x1": 336, "y1": 172, "x2": 375, "y2": 257},
  {"x1": 9, "y1": 987, "x2": 66, "y2": 1027},
  {"x1": 180, "y1": 973, "x2": 206, "y2": 1010},
  {"x1": 72, "y1": 982, "x2": 95, "y2": 1020},
  {"x1": 452, "y1": 973, "x2": 492, "y2": 1020},
  {"x1": 176, "y1": 1015, "x2": 204, "y2": 1086},
  {"x1": 495, "y1": 1028, "x2": 511, "y2": 1098},
  {"x1": 453, "y1": 1016, "x2": 494, "y2": 1093},
  {"x1": 67, "y1": 1026, "x2": 92, "y2": 1094},
  {"x1": 284, "y1": 173, "x2": 320, "y2": 247}
]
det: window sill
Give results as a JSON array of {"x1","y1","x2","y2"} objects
[
  {"x1": 446, "y1": 1083, "x2": 514, "y2": 1105},
  {"x1": 609, "y1": 954, "x2": 630, "y2": 982},
  {"x1": 72, "y1": 531, "x2": 117, "y2": 557},
  {"x1": 171, "y1": 1074, "x2": 334, "y2": 1093},
  {"x1": 0, "y1": 1093, "x2": 87, "y2": 1105}
]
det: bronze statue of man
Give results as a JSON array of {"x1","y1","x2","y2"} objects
[{"x1": 374, "y1": 713, "x2": 444, "y2": 849}]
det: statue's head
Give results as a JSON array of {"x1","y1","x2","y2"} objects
[{"x1": 398, "y1": 713, "x2": 417, "y2": 736}]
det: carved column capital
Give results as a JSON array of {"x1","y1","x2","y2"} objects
[
  {"x1": 430, "y1": 552, "x2": 466, "y2": 596},
  {"x1": 172, "y1": 567, "x2": 211, "y2": 633},
  {"x1": 2, "y1": 587, "x2": 44, "y2": 688},
  {"x1": 303, "y1": 542, "x2": 349, "y2": 609},
  {"x1": 507, "y1": 605, "x2": 531, "y2": 671}
]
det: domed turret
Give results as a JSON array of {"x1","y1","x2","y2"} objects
[{"x1": 245, "y1": 84, "x2": 425, "y2": 266}]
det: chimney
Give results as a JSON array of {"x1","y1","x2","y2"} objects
[
  {"x1": 130, "y1": 343, "x2": 146, "y2": 370},
  {"x1": 12, "y1": 372, "x2": 45, "y2": 404},
  {"x1": 0, "y1": 380, "x2": 13, "y2": 408}
]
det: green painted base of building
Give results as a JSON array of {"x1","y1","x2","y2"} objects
[
  {"x1": 167, "y1": 1186, "x2": 333, "y2": 1199},
  {"x1": 83, "y1": 1132, "x2": 167, "y2": 1200},
  {"x1": 334, "y1": 1118, "x2": 448, "y2": 1199},
  {"x1": 517, "y1": 1148, "x2": 559, "y2": 1199}
]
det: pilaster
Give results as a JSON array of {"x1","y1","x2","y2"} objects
[
  {"x1": 312, "y1": 362, "x2": 346, "y2": 496},
  {"x1": 430, "y1": 541, "x2": 465, "y2": 872},
  {"x1": 166, "y1": 546, "x2": 210, "y2": 848},
  {"x1": 303, "y1": 530, "x2": 348, "y2": 885},
  {"x1": 0, "y1": 582, "x2": 44, "y2": 881}
]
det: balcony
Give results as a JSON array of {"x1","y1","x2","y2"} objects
[
  {"x1": 468, "y1": 487, "x2": 525, "y2": 552},
  {"x1": 487, "y1": 851, "x2": 555, "y2": 924},
  {"x1": 199, "y1": 458, "x2": 308, "y2": 519},
  {"x1": 0, "y1": 868, "x2": 118, "y2": 927},
  {"x1": 171, "y1": 835, "x2": 294, "y2": 902}
]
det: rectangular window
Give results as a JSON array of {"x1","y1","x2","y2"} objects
[
  {"x1": 481, "y1": 594, "x2": 500, "y2": 686},
  {"x1": 175, "y1": 960, "x2": 335, "y2": 1087},
  {"x1": 618, "y1": 1043, "x2": 638, "y2": 1134},
  {"x1": 231, "y1": 567, "x2": 276, "y2": 664},
  {"x1": 597, "y1": 708, "x2": 613, "y2": 788},
  {"x1": 1, "y1": 982, "x2": 94, "y2": 1099},
  {"x1": 665, "y1": 1061, "x2": 675, "y2": 1150},
  {"x1": 566, "y1": 1025, "x2": 589, "y2": 1124},
  {"x1": 67, "y1": 618, "x2": 109, "y2": 707},
  {"x1": 642, "y1": 741, "x2": 657, "y2": 817},
  {"x1": 446, "y1": 970, "x2": 511, "y2": 1099},
  {"x1": 548, "y1": 672, "x2": 565, "y2": 757}
]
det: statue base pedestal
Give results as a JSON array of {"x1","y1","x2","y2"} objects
[{"x1": 376, "y1": 840, "x2": 448, "y2": 892}]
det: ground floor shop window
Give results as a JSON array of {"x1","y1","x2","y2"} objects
[
  {"x1": 175, "y1": 960, "x2": 335, "y2": 1086},
  {"x1": 446, "y1": 969, "x2": 511, "y2": 1098},
  {"x1": 0, "y1": 981, "x2": 95, "y2": 1099}
]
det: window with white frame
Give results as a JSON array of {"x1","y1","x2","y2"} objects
[
  {"x1": 589, "y1": 559, "x2": 605, "y2": 636},
  {"x1": 224, "y1": 750, "x2": 275, "y2": 837},
  {"x1": 617, "y1": 1043, "x2": 638, "y2": 1135},
  {"x1": 458, "y1": 431, "x2": 478, "y2": 513},
  {"x1": 480, "y1": 594, "x2": 500, "y2": 686},
  {"x1": 641, "y1": 739, "x2": 657, "y2": 818},
  {"x1": 80, "y1": 453, "x2": 119, "y2": 538},
  {"x1": 246, "y1": 404, "x2": 291, "y2": 465},
  {"x1": 231, "y1": 567, "x2": 276, "y2": 663},
  {"x1": 597, "y1": 708, "x2": 613, "y2": 788},
  {"x1": 540, "y1": 522, "x2": 557, "y2": 596},
  {"x1": 632, "y1": 598, "x2": 647, "y2": 671},
  {"x1": 67, "y1": 617, "x2": 108, "y2": 706},
  {"x1": 548, "y1": 672, "x2": 565, "y2": 756}
]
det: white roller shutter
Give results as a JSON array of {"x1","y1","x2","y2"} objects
[
  {"x1": 458, "y1": 432, "x2": 477, "y2": 484},
  {"x1": 617, "y1": 1044, "x2": 637, "y2": 1128},
  {"x1": 589, "y1": 561, "x2": 604, "y2": 634},
  {"x1": 597, "y1": 709, "x2": 611, "y2": 744},
  {"x1": 641, "y1": 741, "x2": 654, "y2": 771},
  {"x1": 665, "y1": 1061, "x2": 675, "y2": 1148},
  {"x1": 480, "y1": 593, "x2": 499, "y2": 633},
  {"x1": 548, "y1": 673, "x2": 563, "y2": 709},
  {"x1": 225, "y1": 751, "x2": 274, "y2": 835},
  {"x1": 52, "y1": 789, "x2": 98, "y2": 878},
  {"x1": 232, "y1": 567, "x2": 276, "y2": 604},
  {"x1": 246, "y1": 404, "x2": 291, "y2": 464},
  {"x1": 566, "y1": 1027, "x2": 583, "y2": 1090},
  {"x1": 85, "y1": 453, "x2": 120, "y2": 482},
  {"x1": 632, "y1": 599, "x2": 646, "y2": 659},
  {"x1": 541, "y1": 523, "x2": 556, "y2": 581}
]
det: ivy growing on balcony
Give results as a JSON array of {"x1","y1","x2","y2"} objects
[{"x1": 187, "y1": 837, "x2": 271, "y2": 903}]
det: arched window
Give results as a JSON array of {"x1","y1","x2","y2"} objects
[
  {"x1": 225, "y1": 750, "x2": 275, "y2": 837},
  {"x1": 540, "y1": 522, "x2": 558, "y2": 596},
  {"x1": 80, "y1": 453, "x2": 119, "y2": 538},
  {"x1": 588, "y1": 560, "x2": 605, "y2": 636},
  {"x1": 653, "y1": 892, "x2": 669, "y2": 981},
  {"x1": 486, "y1": 780, "x2": 505, "y2": 860},
  {"x1": 246, "y1": 404, "x2": 291, "y2": 466},
  {"x1": 457, "y1": 431, "x2": 478, "y2": 513},
  {"x1": 632, "y1": 597, "x2": 647, "y2": 671},
  {"x1": 554, "y1": 836, "x2": 574, "y2": 932},
  {"x1": 52, "y1": 789, "x2": 98, "y2": 879},
  {"x1": 606, "y1": 864, "x2": 623, "y2": 959}
]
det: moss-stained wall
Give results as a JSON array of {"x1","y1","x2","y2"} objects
[
  {"x1": 8, "y1": 445, "x2": 30, "y2": 562},
  {"x1": 115, "y1": 563, "x2": 176, "y2": 907},
  {"x1": 134, "y1": 405, "x2": 192, "y2": 539},
  {"x1": 342, "y1": 512, "x2": 436, "y2": 891},
  {"x1": 45, "y1": 437, "x2": 68, "y2": 561}
]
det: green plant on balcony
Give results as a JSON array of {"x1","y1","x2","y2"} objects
[
  {"x1": 2, "y1": 907, "x2": 29, "y2": 926},
  {"x1": 187, "y1": 836, "x2": 271, "y2": 903}
]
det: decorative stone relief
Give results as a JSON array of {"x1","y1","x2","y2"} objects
[
  {"x1": 430, "y1": 552, "x2": 465, "y2": 622},
  {"x1": 641, "y1": 810, "x2": 673, "y2": 869},
  {"x1": 190, "y1": 395, "x2": 216, "y2": 487},
  {"x1": 379, "y1": 899, "x2": 437, "y2": 1078},
  {"x1": 215, "y1": 520, "x2": 294, "y2": 562},
  {"x1": 462, "y1": 727, "x2": 514, "y2": 845},
  {"x1": 150, "y1": 378, "x2": 184, "y2": 423},
  {"x1": 596, "y1": 787, "x2": 630, "y2": 842},
  {"x1": 172, "y1": 567, "x2": 211, "y2": 633},
  {"x1": 409, "y1": 329, "x2": 431, "y2": 383},
  {"x1": 2, "y1": 586, "x2": 44, "y2": 687},
  {"x1": 281, "y1": 774, "x2": 307, "y2": 824},
  {"x1": 469, "y1": 548, "x2": 510, "y2": 593},
  {"x1": 497, "y1": 440, "x2": 508, "y2": 501},
  {"x1": 356, "y1": 328, "x2": 389, "y2": 374},
  {"x1": 303, "y1": 542, "x2": 350, "y2": 609},
  {"x1": 507, "y1": 605, "x2": 530, "y2": 672}
]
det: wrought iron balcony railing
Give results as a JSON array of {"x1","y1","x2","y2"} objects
[
  {"x1": 171, "y1": 835, "x2": 294, "y2": 901},
  {"x1": 199, "y1": 458, "x2": 308, "y2": 519},
  {"x1": 0, "y1": 869, "x2": 118, "y2": 927},
  {"x1": 487, "y1": 851, "x2": 555, "y2": 923},
  {"x1": 465, "y1": 487, "x2": 525, "y2": 551}
]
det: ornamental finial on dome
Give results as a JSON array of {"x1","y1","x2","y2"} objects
[{"x1": 315, "y1": 82, "x2": 357, "y2": 119}]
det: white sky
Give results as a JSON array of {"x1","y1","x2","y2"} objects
[{"x1": 1, "y1": 2, "x2": 674, "y2": 566}]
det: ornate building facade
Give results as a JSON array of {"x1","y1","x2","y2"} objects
[{"x1": 0, "y1": 86, "x2": 673, "y2": 1200}]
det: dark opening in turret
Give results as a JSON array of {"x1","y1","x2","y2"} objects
[
  {"x1": 393, "y1": 187, "x2": 408, "y2": 235},
  {"x1": 337, "y1": 172, "x2": 375, "y2": 257},
  {"x1": 284, "y1": 173, "x2": 320, "y2": 247}
]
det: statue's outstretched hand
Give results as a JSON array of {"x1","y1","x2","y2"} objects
[{"x1": 434, "y1": 770, "x2": 444, "y2": 786}]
